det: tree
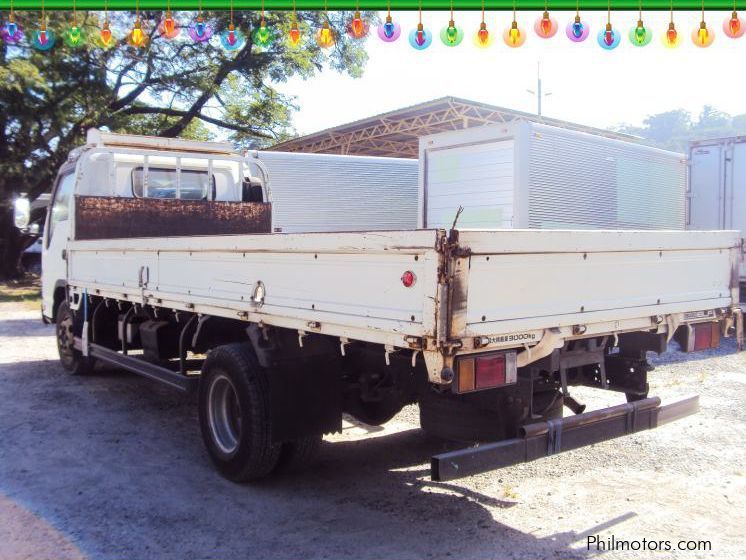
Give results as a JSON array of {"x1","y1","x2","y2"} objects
[
  {"x1": 694, "y1": 105, "x2": 731, "y2": 134},
  {"x1": 615, "y1": 106, "x2": 746, "y2": 152},
  {"x1": 0, "y1": 10, "x2": 373, "y2": 278}
]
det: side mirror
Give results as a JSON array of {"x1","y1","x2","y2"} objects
[{"x1": 13, "y1": 196, "x2": 30, "y2": 230}]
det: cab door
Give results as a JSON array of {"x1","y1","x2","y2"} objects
[{"x1": 41, "y1": 168, "x2": 76, "y2": 321}]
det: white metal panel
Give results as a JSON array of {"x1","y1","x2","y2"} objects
[
  {"x1": 418, "y1": 120, "x2": 686, "y2": 231},
  {"x1": 688, "y1": 144, "x2": 723, "y2": 230},
  {"x1": 466, "y1": 250, "x2": 731, "y2": 325},
  {"x1": 688, "y1": 136, "x2": 746, "y2": 281},
  {"x1": 527, "y1": 124, "x2": 686, "y2": 230},
  {"x1": 417, "y1": 122, "x2": 520, "y2": 229},
  {"x1": 251, "y1": 151, "x2": 418, "y2": 233},
  {"x1": 462, "y1": 229, "x2": 737, "y2": 335},
  {"x1": 70, "y1": 249, "x2": 158, "y2": 292},
  {"x1": 67, "y1": 230, "x2": 443, "y2": 349},
  {"x1": 729, "y1": 141, "x2": 746, "y2": 280},
  {"x1": 87, "y1": 128, "x2": 237, "y2": 155},
  {"x1": 456, "y1": 228, "x2": 739, "y2": 253},
  {"x1": 156, "y1": 251, "x2": 424, "y2": 323},
  {"x1": 728, "y1": 141, "x2": 746, "y2": 233},
  {"x1": 424, "y1": 140, "x2": 515, "y2": 229},
  {"x1": 68, "y1": 229, "x2": 441, "y2": 254}
]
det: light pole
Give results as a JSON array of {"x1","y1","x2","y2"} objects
[{"x1": 526, "y1": 61, "x2": 552, "y2": 117}]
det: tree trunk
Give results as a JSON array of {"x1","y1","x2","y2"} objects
[{"x1": 0, "y1": 206, "x2": 27, "y2": 280}]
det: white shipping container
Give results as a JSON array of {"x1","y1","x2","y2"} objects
[
  {"x1": 688, "y1": 135, "x2": 746, "y2": 281},
  {"x1": 251, "y1": 151, "x2": 418, "y2": 233},
  {"x1": 418, "y1": 121, "x2": 688, "y2": 231}
]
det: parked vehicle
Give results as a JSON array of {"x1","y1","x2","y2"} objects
[
  {"x1": 418, "y1": 121, "x2": 687, "y2": 230},
  {"x1": 15, "y1": 129, "x2": 742, "y2": 483},
  {"x1": 688, "y1": 136, "x2": 746, "y2": 289}
]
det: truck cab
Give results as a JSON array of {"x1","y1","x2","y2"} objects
[{"x1": 36, "y1": 129, "x2": 267, "y2": 323}]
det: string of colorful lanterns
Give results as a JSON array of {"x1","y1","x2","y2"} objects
[{"x1": 2, "y1": 3, "x2": 744, "y2": 52}]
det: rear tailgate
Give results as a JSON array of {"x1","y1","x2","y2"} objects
[{"x1": 452, "y1": 229, "x2": 740, "y2": 343}]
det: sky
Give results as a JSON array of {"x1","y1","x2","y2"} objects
[{"x1": 277, "y1": 10, "x2": 746, "y2": 136}]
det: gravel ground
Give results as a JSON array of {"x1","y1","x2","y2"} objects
[{"x1": 0, "y1": 301, "x2": 744, "y2": 560}]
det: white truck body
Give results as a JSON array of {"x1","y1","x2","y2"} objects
[
  {"x1": 43, "y1": 129, "x2": 741, "y2": 381},
  {"x1": 66, "y1": 228, "x2": 740, "y2": 383},
  {"x1": 688, "y1": 136, "x2": 746, "y2": 282},
  {"x1": 249, "y1": 151, "x2": 418, "y2": 233},
  {"x1": 30, "y1": 130, "x2": 743, "y2": 482},
  {"x1": 418, "y1": 121, "x2": 687, "y2": 231}
]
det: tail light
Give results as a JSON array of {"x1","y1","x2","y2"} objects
[
  {"x1": 401, "y1": 270, "x2": 416, "y2": 287},
  {"x1": 675, "y1": 322, "x2": 720, "y2": 352},
  {"x1": 454, "y1": 351, "x2": 517, "y2": 394}
]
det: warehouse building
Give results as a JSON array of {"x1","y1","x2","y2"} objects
[{"x1": 270, "y1": 96, "x2": 635, "y2": 158}]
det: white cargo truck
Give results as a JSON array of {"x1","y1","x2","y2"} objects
[
  {"x1": 688, "y1": 136, "x2": 746, "y2": 286},
  {"x1": 16, "y1": 129, "x2": 742, "y2": 483},
  {"x1": 419, "y1": 121, "x2": 687, "y2": 230}
]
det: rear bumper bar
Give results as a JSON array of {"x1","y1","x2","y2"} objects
[{"x1": 431, "y1": 395, "x2": 699, "y2": 482}]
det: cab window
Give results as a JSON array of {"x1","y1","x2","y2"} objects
[
  {"x1": 47, "y1": 172, "x2": 75, "y2": 246},
  {"x1": 131, "y1": 167, "x2": 213, "y2": 200}
]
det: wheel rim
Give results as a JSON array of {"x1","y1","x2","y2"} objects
[
  {"x1": 207, "y1": 374, "x2": 242, "y2": 456},
  {"x1": 57, "y1": 311, "x2": 75, "y2": 365}
]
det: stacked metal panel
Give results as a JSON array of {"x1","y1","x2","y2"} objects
[
  {"x1": 419, "y1": 121, "x2": 687, "y2": 231},
  {"x1": 252, "y1": 151, "x2": 419, "y2": 233},
  {"x1": 527, "y1": 125, "x2": 686, "y2": 230}
]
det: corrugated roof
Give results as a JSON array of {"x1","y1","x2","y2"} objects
[{"x1": 270, "y1": 96, "x2": 637, "y2": 158}]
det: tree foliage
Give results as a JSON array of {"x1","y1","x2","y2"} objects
[
  {"x1": 615, "y1": 105, "x2": 746, "y2": 152},
  {"x1": 0, "y1": 9, "x2": 373, "y2": 277}
]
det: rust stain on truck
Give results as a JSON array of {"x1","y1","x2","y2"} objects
[{"x1": 75, "y1": 196, "x2": 272, "y2": 240}]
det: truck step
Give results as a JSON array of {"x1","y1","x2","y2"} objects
[{"x1": 77, "y1": 339, "x2": 198, "y2": 393}]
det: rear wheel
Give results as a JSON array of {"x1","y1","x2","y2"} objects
[
  {"x1": 344, "y1": 396, "x2": 404, "y2": 426},
  {"x1": 56, "y1": 301, "x2": 94, "y2": 375},
  {"x1": 199, "y1": 343, "x2": 281, "y2": 482}
]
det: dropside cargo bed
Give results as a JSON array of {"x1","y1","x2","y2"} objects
[{"x1": 67, "y1": 228, "x2": 741, "y2": 382}]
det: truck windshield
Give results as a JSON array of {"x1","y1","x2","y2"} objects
[{"x1": 132, "y1": 167, "x2": 213, "y2": 200}]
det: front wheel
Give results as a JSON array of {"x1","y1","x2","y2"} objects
[
  {"x1": 56, "y1": 301, "x2": 94, "y2": 375},
  {"x1": 198, "y1": 343, "x2": 281, "y2": 482}
]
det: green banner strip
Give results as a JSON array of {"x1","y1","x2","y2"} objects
[{"x1": 0, "y1": 0, "x2": 735, "y2": 9}]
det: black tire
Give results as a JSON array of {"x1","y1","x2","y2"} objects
[
  {"x1": 198, "y1": 343, "x2": 281, "y2": 482},
  {"x1": 419, "y1": 391, "x2": 509, "y2": 442},
  {"x1": 345, "y1": 397, "x2": 403, "y2": 426},
  {"x1": 56, "y1": 301, "x2": 95, "y2": 375},
  {"x1": 275, "y1": 435, "x2": 323, "y2": 474}
]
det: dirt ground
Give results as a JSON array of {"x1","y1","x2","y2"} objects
[{"x1": 0, "y1": 300, "x2": 744, "y2": 560}]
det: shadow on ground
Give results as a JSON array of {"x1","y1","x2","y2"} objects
[
  {"x1": 0, "y1": 313, "x2": 663, "y2": 560},
  {"x1": 0, "y1": 358, "x2": 635, "y2": 560}
]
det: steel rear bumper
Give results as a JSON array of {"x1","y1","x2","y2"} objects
[{"x1": 431, "y1": 395, "x2": 699, "y2": 482}]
